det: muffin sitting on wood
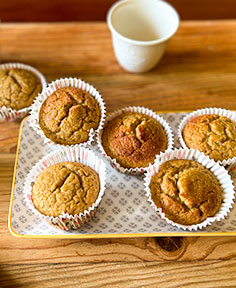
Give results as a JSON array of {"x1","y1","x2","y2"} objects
[
  {"x1": 39, "y1": 87, "x2": 101, "y2": 145},
  {"x1": 102, "y1": 112, "x2": 168, "y2": 168},
  {"x1": 0, "y1": 68, "x2": 42, "y2": 110}
]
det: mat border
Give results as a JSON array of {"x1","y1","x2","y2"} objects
[{"x1": 8, "y1": 113, "x2": 236, "y2": 238}]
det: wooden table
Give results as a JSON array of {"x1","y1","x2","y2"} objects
[{"x1": 1, "y1": 20, "x2": 236, "y2": 287}]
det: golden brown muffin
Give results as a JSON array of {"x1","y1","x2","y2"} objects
[
  {"x1": 32, "y1": 162, "x2": 100, "y2": 217},
  {"x1": 182, "y1": 114, "x2": 236, "y2": 161},
  {"x1": 0, "y1": 68, "x2": 42, "y2": 110},
  {"x1": 39, "y1": 87, "x2": 101, "y2": 145},
  {"x1": 150, "y1": 159, "x2": 222, "y2": 225},
  {"x1": 102, "y1": 112, "x2": 167, "y2": 168}
]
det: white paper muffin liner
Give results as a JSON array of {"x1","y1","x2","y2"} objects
[
  {"x1": 97, "y1": 106, "x2": 174, "y2": 175},
  {"x1": 23, "y1": 146, "x2": 107, "y2": 231},
  {"x1": 29, "y1": 77, "x2": 106, "y2": 148},
  {"x1": 144, "y1": 148, "x2": 235, "y2": 231},
  {"x1": 0, "y1": 62, "x2": 47, "y2": 121},
  {"x1": 178, "y1": 107, "x2": 236, "y2": 166}
]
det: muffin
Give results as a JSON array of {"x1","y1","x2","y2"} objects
[
  {"x1": 0, "y1": 68, "x2": 42, "y2": 110},
  {"x1": 39, "y1": 87, "x2": 101, "y2": 145},
  {"x1": 32, "y1": 162, "x2": 100, "y2": 217},
  {"x1": 24, "y1": 145, "x2": 106, "y2": 230},
  {"x1": 149, "y1": 159, "x2": 222, "y2": 225},
  {"x1": 182, "y1": 114, "x2": 236, "y2": 162},
  {"x1": 102, "y1": 112, "x2": 168, "y2": 168}
]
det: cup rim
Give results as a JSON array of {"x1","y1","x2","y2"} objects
[{"x1": 107, "y1": 0, "x2": 180, "y2": 46}]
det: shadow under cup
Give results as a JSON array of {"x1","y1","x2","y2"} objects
[{"x1": 107, "y1": 0, "x2": 179, "y2": 73}]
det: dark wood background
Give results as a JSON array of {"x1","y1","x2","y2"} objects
[{"x1": 0, "y1": 0, "x2": 236, "y2": 22}]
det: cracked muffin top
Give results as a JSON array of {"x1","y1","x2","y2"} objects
[
  {"x1": 150, "y1": 159, "x2": 222, "y2": 225},
  {"x1": 32, "y1": 162, "x2": 100, "y2": 217},
  {"x1": 182, "y1": 114, "x2": 236, "y2": 161},
  {"x1": 0, "y1": 68, "x2": 42, "y2": 110},
  {"x1": 39, "y1": 87, "x2": 101, "y2": 145},
  {"x1": 102, "y1": 112, "x2": 168, "y2": 168}
]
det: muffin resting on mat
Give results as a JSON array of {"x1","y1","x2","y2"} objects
[
  {"x1": 149, "y1": 159, "x2": 222, "y2": 225},
  {"x1": 182, "y1": 114, "x2": 236, "y2": 161},
  {"x1": 0, "y1": 68, "x2": 42, "y2": 110},
  {"x1": 32, "y1": 162, "x2": 100, "y2": 217},
  {"x1": 39, "y1": 87, "x2": 101, "y2": 145},
  {"x1": 102, "y1": 112, "x2": 167, "y2": 168}
]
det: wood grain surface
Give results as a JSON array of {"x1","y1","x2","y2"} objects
[
  {"x1": 1, "y1": 260, "x2": 236, "y2": 288},
  {"x1": 1, "y1": 0, "x2": 236, "y2": 22},
  {"x1": 1, "y1": 21, "x2": 236, "y2": 287},
  {"x1": 1, "y1": 21, "x2": 236, "y2": 112}
]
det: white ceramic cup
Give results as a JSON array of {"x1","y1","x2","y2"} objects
[{"x1": 107, "y1": 0, "x2": 180, "y2": 73}]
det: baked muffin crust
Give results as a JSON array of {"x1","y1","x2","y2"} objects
[
  {"x1": 150, "y1": 159, "x2": 222, "y2": 225},
  {"x1": 32, "y1": 162, "x2": 100, "y2": 217},
  {"x1": 39, "y1": 87, "x2": 101, "y2": 145},
  {"x1": 183, "y1": 114, "x2": 236, "y2": 161},
  {"x1": 0, "y1": 68, "x2": 42, "y2": 110},
  {"x1": 102, "y1": 112, "x2": 167, "y2": 168}
]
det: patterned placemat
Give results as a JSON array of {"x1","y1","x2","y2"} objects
[{"x1": 9, "y1": 113, "x2": 236, "y2": 237}]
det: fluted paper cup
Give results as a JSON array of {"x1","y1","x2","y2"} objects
[
  {"x1": 29, "y1": 77, "x2": 106, "y2": 148},
  {"x1": 178, "y1": 108, "x2": 236, "y2": 166},
  {"x1": 0, "y1": 63, "x2": 47, "y2": 121},
  {"x1": 23, "y1": 146, "x2": 106, "y2": 231},
  {"x1": 144, "y1": 148, "x2": 235, "y2": 231},
  {"x1": 97, "y1": 106, "x2": 174, "y2": 175}
]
